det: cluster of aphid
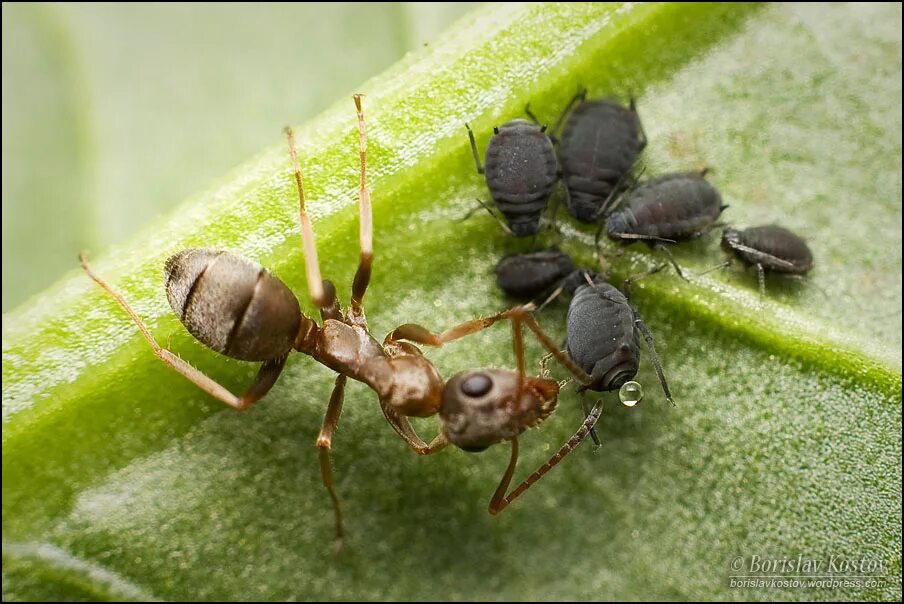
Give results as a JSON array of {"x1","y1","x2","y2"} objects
[
  {"x1": 473, "y1": 90, "x2": 815, "y2": 300},
  {"x1": 468, "y1": 92, "x2": 815, "y2": 425},
  {"x1": 78, "y1": 92, "x2": 814, "y2": 550}
]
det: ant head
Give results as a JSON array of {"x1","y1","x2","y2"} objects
[{"x1": 439, "y1": 369, "x2": 558, "y2": 452}]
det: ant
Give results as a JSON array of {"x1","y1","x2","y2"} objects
[{"x1": 79, "y1": 95, "x2": 630, "y2": 550}]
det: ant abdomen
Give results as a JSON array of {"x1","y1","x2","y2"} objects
[
  {"x1": 164, "y1": 249, "x2": 301, "y2": 362},
  {"x1": 440, "y1": 369, "x2": 559, "y2": 452}
]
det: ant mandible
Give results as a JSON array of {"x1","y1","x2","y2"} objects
[{"x1": 80, "y1": 95, "x2": 620, "y2": 549}]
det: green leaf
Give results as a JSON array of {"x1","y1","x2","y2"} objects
[{"x1": 3, "y1": 3, "x2": 901, "y2": 601}]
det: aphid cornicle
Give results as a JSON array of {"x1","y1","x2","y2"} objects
[
  {"x1": 605, "y1": 170, "x2": 727, "y2": 278},
  {"x1": 720, "y1": 224, "x2": 814, "y2": 295},
  {"x1": 557, "y1": 93, "x2": 647, "y2": 222},
  {"x1": 466, "y1": 119, "x2": 558, "y2": 237},
  {"x1": 81, "y1": 96, "x2": 612, "y2": 544}
]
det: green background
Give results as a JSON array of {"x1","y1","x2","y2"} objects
[{"x1": 3, "y1": 3, "x2": 901, "y2": 601}]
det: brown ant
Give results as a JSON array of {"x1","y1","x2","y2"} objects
[{"x1": 79, "y1": 95, "x2": 636, "y2": 549}]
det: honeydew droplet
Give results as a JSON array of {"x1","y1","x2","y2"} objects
[{"x1": 619, "y1": 381, "x2": 643, "y2": 407}]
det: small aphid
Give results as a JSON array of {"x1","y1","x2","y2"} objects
[
  {"x1": 720, "y1": 224, "x2": 814, "y2": 295},
  {"x1": 557, "y1": 93, "x2": 647, "y2": 222},
  {"x1": 466, "y1": 119, "x2": 558, "y2": 237},
  {"x1": 605, "y1": 170, "x2": 727, "y2": 278},
  {"x1": 494, "y1": 250, "x2": 576, "y2": 301}
]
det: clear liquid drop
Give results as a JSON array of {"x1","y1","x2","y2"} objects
[{"x1": 619, "y1": 381, "x2": 643, "y2": 407}]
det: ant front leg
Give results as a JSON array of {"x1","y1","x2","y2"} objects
[
  {"x1": 386, "y1": 305, "x2": 593, "y2": 388},
  {"x1": 79, "y1": 254, "x2": 287, "y2": 411}
]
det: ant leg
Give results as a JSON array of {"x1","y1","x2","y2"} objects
[
  {"x1": 317, "y1": 374, "x2": 347, "y2": 550},
  {"x1": 350, "y1": 94, "x2": 372, "y2": 317},
  {"x1": 384, "y1": 304, "x2": 533, "y2": 348},
  {"x1": 379, "y1": 402, "x2": 449, "y2": 455},
  {"x1": 622, "y1": 263, "x2": 668, "y2": 299},
  {"x1": 465, "y1": 123, "x2": 485, "y2": 175},
  {"x1": 284, "y1": 126, "x2": 328, "y2": 311},
  {"x1": 580, "y1": 391, "x2": 601, "y2": 447},
  {"x1": 386, "y1": 305, "x2": 593, "y2": 387},
  {"x1": 79, "y1": 253, "x2": 286, "y2": 411},
  {"x1": 488, "y1": 399, "x2": 603, "y2": 515},
  {"x1": 518, "y1": 312, "x2": 593, "y2": 387},
  {"x1": 633, "y1": 312, "x2": 674, "y2": 405},
  {"x1": 653, "y1": 243, "x2": 689, "y2": 282}
]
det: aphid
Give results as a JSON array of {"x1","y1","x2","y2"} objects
[
  {"x1": 466, "y1": 119, "x2": 558, "y2": 237},
  {"x1": 557, "y1": 92, "x2": 647, "y2": 222},
  {"x1": 494, "y1": 249, "x2": 576, "y2": 301},
  {"x1": 565, "y1": 273, "x2": 671, "y2": 405},
  {"x1": 605, "y1": 169, "x2": 727, "y2": 278},
  {"x1": 80, "y1": 96, "x2": 605, "y2": 543},
  {"x1": 719, "y1": 224, "x2": 814, "y2": 295}
]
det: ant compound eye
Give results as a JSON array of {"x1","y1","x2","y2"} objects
[
  {"x1": 619, "y1": 381, "x2": 643, "y2": 407},
  {"x1": 460, "y1": 372, "x2": 493, "y2": 398}
]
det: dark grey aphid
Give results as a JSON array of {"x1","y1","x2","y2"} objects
[
  {"x1": 559, "y1": 97, "x2": 647, "y2": 222},
  {"x1": 721, "y1": 225, "x2": 813, "y2": 295},
  {"x1": 566, "y1": 273, "x2": 670, "y2": 402},
  {"x1": 494, "y1": 250, "x2": 576, "y2": 301},
  {"x1": 606, "y1": 171, "x2": 725, "y2": 242},
  {"x1": 467, "y1": 119, "x2": 558, "y2": 237}
]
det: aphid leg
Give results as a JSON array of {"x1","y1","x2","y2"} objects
[
  {"x1": 79, "y1": 253, "x2": 287, "y2": 411},
  {"x1": 633, "y1": 312, "x2": 674, "y2": 405},
  {"x1": 581, "y1": 391, "x2": 602, "y2": 447},
  {"x1": 630, "y1": 96, "x2": 648, "y2": 151},
  {"x1": 488, "y1": 400, "x2": 603, "y2": 515},
  {"x1": 465, "y1": 123, "x2": 485, "y2": 175},
  {"x1": 523, "y1": 102, "x2": 545, "y2": 129},
  {"x1": 535, "y1": 280, "x2": 568, "y2": 312},
  {"x1": 284, "y1": 126, "x2": 326, "y2": 310},
  {"x1": 350, "y1": 94, "x2": 373, "y2": 319},
  {"x1": 458, "y1": 198, "x2": 513, "y2": 236},
  {"x1": 697, "y1": 259, "x2": 732, "y2": 277},
  {"x1": 317, "y1": 374, "x2": 347, "y2": 551},
  {"x1": 549, "y1": 88, "x2": 587, "y2": 138},
  {"x1": 379, "y1": 402, "x2": 449, "y2": 455},
  {"x1": 653, "y1": 242, "x2": 689, "y2": 282},
  {"x1": 622, "y1": 263, "x2": 668, "y2": 299},
  {"x1": 756, "y1": 263, "x2": 767, "y2": 297}
]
